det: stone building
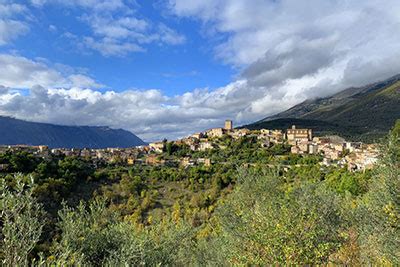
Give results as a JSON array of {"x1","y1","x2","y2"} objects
[
  {"x1": 206, "y1": 128, "x2": 225, "y2": 138},
  {"x1": 224, "y1": 120, "x2": 233, "y2": 131},
  {"x1": 230, "y1": 128, "x2": 250, "y2": 139},
  {"x1": 286, "y1": 125, "x2": 312, "y2": 145}
]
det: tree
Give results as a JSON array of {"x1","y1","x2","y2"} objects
[
  {"x1": 212, "y1": 169, "x2": 345, "y2": 265},
  {"x1": 356, "y1": 120, "x2": 400, "y2": 264},
  {"x1": 52, "y1": 198, "x2": 193, "y2": 266},
  {"x1": 0, "y1": 174, "x2": 45, "y2": 266}
]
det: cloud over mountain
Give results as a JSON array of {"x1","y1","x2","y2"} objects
[{"x1": 1, "y1": 0, "x2": 400, "y2": 141}]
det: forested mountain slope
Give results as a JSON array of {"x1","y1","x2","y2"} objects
[{"x1": 246, "y1": 75, "x2": 400, "y2": 141}]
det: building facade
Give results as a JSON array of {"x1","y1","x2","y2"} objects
[{"x1": 286, "y1": 125, "x2": 312, "y2": 145}]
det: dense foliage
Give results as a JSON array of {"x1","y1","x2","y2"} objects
[{"x1": 0, "y1": 121, "x2": 399, "y2": 265}]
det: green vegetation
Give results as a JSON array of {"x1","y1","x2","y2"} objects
[{"x1": 1, "y1": 121, "x2": 399, "y2": 265}]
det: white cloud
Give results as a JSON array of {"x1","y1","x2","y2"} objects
[
  {"x1": 33, "y1": 0, "x2": 186, "y2": 57},
  {"x1": 78, "y1": 11, "x2": 186, "y2": 56},
  {"x1": 0, "y1": 20, "x2": 28, "y2": 45},
  {"x1": 0, "y1": 54, "x2": 102, "y2": 89},
  {"x1": 83, "y1": 36, "x2": 145, "y2": 57},
  {"x1": 1, "y1": 0, "x2": 400, "y2": 141},
  {"x1": 0, "y1": 74, "x2": 296, "y2": 141},
  {"x1": 30, "y1": 0, "x2": 126, "y2": 10},
  {"x1": 0, "y1": 2, "x2": 27, "y2": 16},
  {"x1": 68, "y1": 74, "x2": 103, "y2": 88},
  {"x1": 166, "y1": 0, "x2": 400, "y2": 113},
  {"x1": 0, "y1": 1, "x2": 29, "y2": 45}
]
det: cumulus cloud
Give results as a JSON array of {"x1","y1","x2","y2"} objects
[
  {"x1": 2, "y1": 0, "x2": 400, "y2": 141},
  {"x1": 0, "y1": 68, "x2": 299, "y2": 141},
  {"x1": 0, "y1": 76, "x2": 250, "y2": 141},
  {"x1": 0, "y1": 53, "x2": 269, "y2": 140},
  {"x1": 168, "y1": 0, "x2": 400, "y2": 100},
  {"x1": 0, "y1": 54, "x2": 102, "y2": 89}
]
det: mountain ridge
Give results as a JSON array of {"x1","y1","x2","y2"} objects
[
  {"x1": 245, "y1": 75, "x2": 400, "y2": 142},
  {"x1": 0, "y1": 116, "x2": 146, "y2": 148}
]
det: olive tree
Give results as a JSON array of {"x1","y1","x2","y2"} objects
[
  {"x1": 356, "y1": 120, "x2": 400, "y2": 264},
  {"x1": 0, "y1": 174, "x2": 44, "y2": 266}
]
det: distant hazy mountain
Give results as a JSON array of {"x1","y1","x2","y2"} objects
[
  {"x1": 245, "y1": 75, "x2": 400, "y2": 141},
  {"x1": 0, "y1": 116, "x2": 146, "y2": 148}
]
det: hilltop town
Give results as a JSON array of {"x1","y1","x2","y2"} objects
[{"x1": 0, "y1": 120, "x2": 379, "y2": 172}]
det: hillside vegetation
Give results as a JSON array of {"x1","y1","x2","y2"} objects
[{"x1": 1, "y1": 121, "x2": 399, "y2": 265}]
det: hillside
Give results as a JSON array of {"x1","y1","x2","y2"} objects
[
  {"x1": 0, "y1": 116, "x2": 146, "y2": 148},
  {"x1": 246, "y1": 75, "x2": 400, "y2": 141}
]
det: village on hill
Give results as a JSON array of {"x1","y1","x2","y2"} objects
[{"x1": 0, "y1": 120, "x2": 379, "y2": 172}]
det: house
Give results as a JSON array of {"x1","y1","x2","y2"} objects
[
  {"x1": 200, "y1": 142, "x2": 214, "y2": 151},
  {"x1": 270, "y1": 130, "x2": 285, "y2": 143},
  {"x1": 181, "y1": 157, "x2": 195, "y2": 167},
  {"x1": 206, "y1": 128, "x2": 225, "y2": 138},
  {"x1": 146, "y1": 154, "x2": 165, "y2": 165},
  {"x1": 127, "y1": 158, "x2": 135, "y2": 165},
  {"x1": 190, "y1": 133, "x2": 204, "y2": 139},
  {"x1": 230, "y1": 128, "x2": 250, "y2": 139},
  {"x1": 149, "y1": 142, "x2": 165, "y2": 153},
  {"x1": 308, "y1": 143, "x2": 318, "y2": 154}
]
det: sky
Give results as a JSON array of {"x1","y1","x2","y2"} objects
[{"x1": 1, "y1": 0, "x2": 400, "y2": 141}]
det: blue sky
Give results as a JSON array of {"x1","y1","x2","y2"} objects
[
  {"x1": 2, "y1": 1, "x2": 233, "y2": 95},
  {"x1": 1, "y1": 0, "x2": 400, "y2": 141}
]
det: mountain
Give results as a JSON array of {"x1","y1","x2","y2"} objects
[
  {"x1": 245, "y1": 75, "x2": 400, "y2": 141},
  {"x1": 0, "y1": 116, "x2": 146, "y2": 148}
]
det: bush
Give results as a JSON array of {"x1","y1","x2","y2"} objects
[
  {"x1": 211, "y1": 169, "x2": 345, "y2": 265},
  {"x1": 52, "y1": 198, "x2": 194, "y2": 266}
]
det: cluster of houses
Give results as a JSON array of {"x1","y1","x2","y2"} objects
[
  {"x1": 0, "y1": 145, "x2": 212, "y2": 169},
  {"x1": 285, "y1": 125, "x2": 379, "y2": 171},
  {"x1": 0, "y1": 120, "x2": 380, "y2": 172},
  {"x1": 149, "y1": 120, "x2": 285, "y2": 152},
  {"x1": 0, "y1": 145, "x2": 142, "y2": 165},
  {"x1": 151, "y1": 121, "x2": 378, "y2": 171}
]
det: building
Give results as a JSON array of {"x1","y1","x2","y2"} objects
[
  {"x1": 271, "y1": 130, "x2": 285, "y2": 143},
  {"x1": 286, "y1": 125, "x2": 312, "y2": 145},
  {"x1": 224, "y1": 120, "x2": 233, "y2": 131},
  {"x1": 206, "y1": 128, "x2": 225, "y2": 138},
  {"x1": 127, "y1": 158, "x2": 135, "y2": 165},
  {"x1": 145, "y1": 154, "x2": 165, "y2": 165},
  {"x1": 180, "y1": 157, "x2": 195, "y2": 167},
  {"x1": 204, "y1": 158, "x2": 212, "y2": 167},
  {"x1": 308, "y1": 143, "x2": 318, "y2": 154},
  {"x1": 149, "y1": 142, "x2": 165, "y2": 153},
  {"x1": 199, "y1": 142, "x2": 214, "y2": 151},
  {"x1": 190, "y1": 133, "x2": 204, "y2": 139},
  {"x1": 230, "y1": 128, "x2": 250, "y2": 139}
]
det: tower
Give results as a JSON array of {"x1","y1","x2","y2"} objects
[{"x1": 224, "y1": 120, "x2": 233, "y2": 131}]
